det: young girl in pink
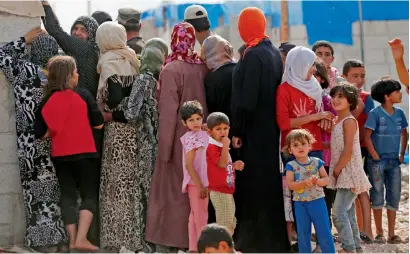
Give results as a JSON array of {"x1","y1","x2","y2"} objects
[
  {"x1": 328, "y1": 82, "x2": 372, "y2": 253},
  {"x1": 180, "y1": 100, "x2": 209, "y2": 252}
]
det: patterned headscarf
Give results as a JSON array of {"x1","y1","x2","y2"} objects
[
  {"x1": 140, "y1": 38, "x2": 168, "y2": 77},
  {"x1": 202, "y1": 35, "x2": 234, "y2": 72},
  {"x1": 157, "y1": 22, "x2": 203, "y2": 98},
  {"x1": 71, "y1": 16, "x2": 99, "y2": 43},
  {"x1": 31, "y1": 34, "x2": 59, "y2": 68},
  {"x1": 162, "y1": 22, "x2": 202, "y2": 68},
  {"x1": 238, "y1": 7, "x2": 269, "y2": 57}
]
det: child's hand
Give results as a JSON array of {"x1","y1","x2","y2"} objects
[
  {"x1": 233, "y1": 160, "x2": 245, "y2": 171},
  {"x1": 201, "y1": 124, "x2": 209, "y2": 131},
  {"x1": 304, "y1": 178, "x2": 314, "y2": 187},
  {"x1": 399, "y1": 154, "x2": 404, "y2": 164},
  {"x1": 310, "y1": 175, "x2": 319, "y2": 184},
  {"x1": 333, "y1": 168, "x2": 341, "y2": 180},
  {"x1": 371, "y1": 154, "x2": 380, "y2": 161},
  {"x1": 199, "y1": 186, "x2": 208, "y2": 199},
  {"x1": 222, "y1": 136, "x2": 231, "y2": 147}
]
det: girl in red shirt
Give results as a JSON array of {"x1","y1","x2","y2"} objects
[{"x1": 34, "y1": 56, "x2": 104, "y2": 251}]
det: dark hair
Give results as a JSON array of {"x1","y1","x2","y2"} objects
[
  {"x1": 207, "y1": 112, "x2": 230, "y2": 129},
  {"x1": 330, "y1": 81, "x2": 359, "y2": 111},
  {"x1": 119, "y1": 21, "x2": 141, "y2": 32},
  {"x1": 370, "y1": 77, "x2": 402, "y2": 104},
  {"x1": 45, "y1": 55, "x2": 77, "y2": 96},
  {"x1": 180, "y1": 100, "x2": 204, "y2": 121},
  {"x1": 312, "y1": 40, "x2": 334, "y2": 56},
  {"x1": 342, "y1": 59, "x2": 365, "y2": 76},
  {"x1": 197, "y1": 224, "x2": 234, "y2": 253},
  {"x1": 282, "y1": 129, "x2": 316, "y2": 157},
  {"x1": 314, "y1": 59, "x2": 330, "y2": 89},
  {"x1": 185, "y1": 17, "x2": 210, "y2": 32}
]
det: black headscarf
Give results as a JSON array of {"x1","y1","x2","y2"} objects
[{"x1": 30, "y1": 34, "x2": 59, "y2": 68}]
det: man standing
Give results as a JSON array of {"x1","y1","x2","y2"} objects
[
  {"x1": 184, "y1": 5, "x2": 212, "y2": 45},
  {"x1": 117, "y1": 8, "x2": 145, "y2": 54}
]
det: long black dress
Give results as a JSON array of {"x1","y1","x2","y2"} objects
[{"x1": 231, "y1": 39, "x2": 289, "y2": 252}]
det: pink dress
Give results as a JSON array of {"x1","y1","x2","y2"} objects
[
  {"x1": 181, "y1": 130, "x2": 209, "y2": 192},
  {"x1": 328, "y1": 115, "x2": 371, "y2": 194}
]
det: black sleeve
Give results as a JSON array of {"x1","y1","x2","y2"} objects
[
  {"x1": 77, "y1": 88, "x2": 104, "y2": 127},
  {"x1": 106, "y1": 75, "x2": 124, "y2": 110},
  {"x1": 112, "y1": 110, "x2": 128, "y2": 123},
  {"x1": 42, "y1": 5, "x2": 89, "y2": 57},
  {"x1": 204, "y1": 73, "x2": 217, "y2": 114},
  {"x1": 34, "y1": 100, "x2": 49, "y2": 139}
]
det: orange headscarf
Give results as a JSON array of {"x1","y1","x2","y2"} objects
[{"x1": 238, "y1": 7, "x2": 269, "y2": 57}]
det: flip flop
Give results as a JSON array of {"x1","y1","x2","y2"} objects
[
  {"x1": 360, "y1": 232, "x2": 374, "y2": 244},
  {"x1": 387, "y1": 235, "x2": 403, "y2": 244},
  {"x1": 374, "y1": 234, "x2": 386, "y2": 244}
]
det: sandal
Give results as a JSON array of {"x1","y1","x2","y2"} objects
[
  {"x1": 360, "y1": 232, "x2": 374, "y2": 244},
  {"x1": 337, "y1": 248, "x2": 355, "y2": 253},
  {"x1": 374, "y1": 234, "x2": 386, "y2": 244},
  {"x1": 387, "y1": 235, "x2": 403, "y2": 244}
]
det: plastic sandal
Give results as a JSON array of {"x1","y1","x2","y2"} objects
[
  {"x1": 387, "y1": 235, "x2": 403, "y2": 244},
  {"x1": 360, "y1": 232, "x2": 374, "y2": 244},
  {"x1": 374, "y1": 234, "x2": 387, "y2": 244}
]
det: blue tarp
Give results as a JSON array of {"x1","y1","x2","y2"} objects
[{"x1": 141, "y1": 1, "x2": 409, "y2": 45}]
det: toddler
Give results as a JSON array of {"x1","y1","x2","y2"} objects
[
  {"x1": 284, "y1": 129, "x2": 335, "y2": 254},
  {"x1": 328, "y1": 82, "x2": 372, "y2": 253},
  {"x1": 206, "y1": 112, "x2": 244, "y2": 235},
  {"x1": 180, "y1": 100, "x2": 209, "y2": 252}
]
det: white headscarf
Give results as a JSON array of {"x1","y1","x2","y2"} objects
[
  {"x1": 96, "y1": 21, "x2": 140, "y2": 100},
  {"x1": 282, "y1": 46, "x2": 323, "y2": 112}
]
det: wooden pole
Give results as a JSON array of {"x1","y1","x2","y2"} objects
[{"x1": 280, "y1": 0, "x2": 289, "y2": 42}]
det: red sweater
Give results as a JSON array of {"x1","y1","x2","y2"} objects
[
  {"x1": 35, "y1": 88, "x2": 103, "y2": 158},
  {"x1": 206, "y1": 138, "x2": 235, "y2": 194},
  {"x1": 276, "y1": 82, "x2": 323, "y2": 151}
]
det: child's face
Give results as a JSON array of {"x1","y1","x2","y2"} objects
[
  {"x1": 331, "y1": 92, "x2": 350, "y2": 112},
  {"x1": 209, "y1": 123, "x2": 230, "y2": 142},
  {"x1": 314, "y1": 46, "x2": 334, "y2": 67},
  {"x1": 306, "y1": 63, "x2": 316, "y2": 80},
  {"x1": 182, "y1": 113, "x2": 203, "y2": 131},
  {"x1": 343, "y1": 67, "x2": 366, "y2": 89},
  {"x1": 288, "y1": 139, "x2": 311, "y2": 158},
  {"x1": 386, "y1": 90, "x2": 403, "y2": 104},
  {"x1": 204, "y1": 241, "x2": 234, "y2": 253}
]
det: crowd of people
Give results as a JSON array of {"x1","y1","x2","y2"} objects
[{"x1": 0, "y1": 1, "x2": 408, "y2": 253}]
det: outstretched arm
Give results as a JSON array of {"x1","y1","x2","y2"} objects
[
  {"x1": 389, "y1": 38, "x2": 409, "y2": 88},
  {"x1": 42, "y1": 1, "x2": 88, "y2": 56}
]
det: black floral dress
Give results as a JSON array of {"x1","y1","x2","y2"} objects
[{"x1": 0, "y1": 39, "x2": 66, "y2": 247}]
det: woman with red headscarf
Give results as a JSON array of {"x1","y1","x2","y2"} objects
[
  {"x1": 231, "y1": 7, "x2": 289, "y2": 252},
  {"x1": 145, "y1": 22, "x2": 209, "y2": 250}
]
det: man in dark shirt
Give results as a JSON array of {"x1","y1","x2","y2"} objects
[
  {"x1": 184, "y1": 5, "x2": 212, "y2": 45},
  {"x1": 117, "y1": 8, "x2": 145, "y2": 54}
]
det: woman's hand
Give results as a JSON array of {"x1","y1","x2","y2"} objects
[
  {"x1": 314, "y1": 111, "x2": 334, "y2": 121},
  {"x1": 232, "y1": 136, "x2": 242, "y2": 148},
  {"x1": 388, "y1": 38, "x2": 404, "y2": 61},
  {"x1": 24, "y1": 27, "x2": 45, "y2": 44}
]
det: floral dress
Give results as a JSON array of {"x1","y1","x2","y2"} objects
[
  {"x1": 0, "y1": 39, "x2": 66, "y2": 247},
  {"x1": 328, "y1": 115, "x2": 372, "y2": 194}
]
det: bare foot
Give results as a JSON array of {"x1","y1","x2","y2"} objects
[{"x1": 74, "y1": 239, "x2": 98, "y2": 251}]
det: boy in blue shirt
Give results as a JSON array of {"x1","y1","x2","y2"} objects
[{"x1": 364, "y1": 77, "x2": 408, "y2": 244}]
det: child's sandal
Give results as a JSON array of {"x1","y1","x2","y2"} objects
[
  {"x1": 374, "y1": 234, "x2": 387, "y2": 244},
  {"x1": 387, "y1": 235, "x2": 403, "y2": 244}
]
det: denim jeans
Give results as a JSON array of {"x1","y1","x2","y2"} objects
[
  {"x1": 367, "y1": 154, "x2": 402, "y2": 211},
  {"x1": 294, "y1": 198, "x2": 336, "y2": 253},
  {"x1": 332, "y1": 189, "x2": 361, "y2": 251}
]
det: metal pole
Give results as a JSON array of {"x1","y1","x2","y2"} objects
[
  {"x1": 87, "y1": 0, "x2": 92, "y2": 16},
  {"x1": 358, "y1": 0, "x2": 365, "y2": 63}
]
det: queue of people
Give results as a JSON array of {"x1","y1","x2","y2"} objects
[{"x1": 0, "y1": 1, "x2": 408, "y2": 253}]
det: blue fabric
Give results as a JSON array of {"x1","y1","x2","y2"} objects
[
  {"x1": 332, "y1": 189, "x2": 361, "y2": 252},
  {"x1": 367, "y1": 157, "x2": 402, "y2": 210},
  {"x1": 363, "y1": 95, "x2": 375, "y2": 115},
  {"x1": 365, "y1": 106, "x2": 408, "y2": 156},
  {"x1": 294, "y1": 198, "x2": 335, "y2": 253}
]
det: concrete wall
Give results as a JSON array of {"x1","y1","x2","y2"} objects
[{"x1": 0, "y1": 11, "x2": 41, "y2": 246}]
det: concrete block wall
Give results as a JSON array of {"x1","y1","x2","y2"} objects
[{"x1": 0, "y1": 11, "x2": 41, "y2": 246}]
